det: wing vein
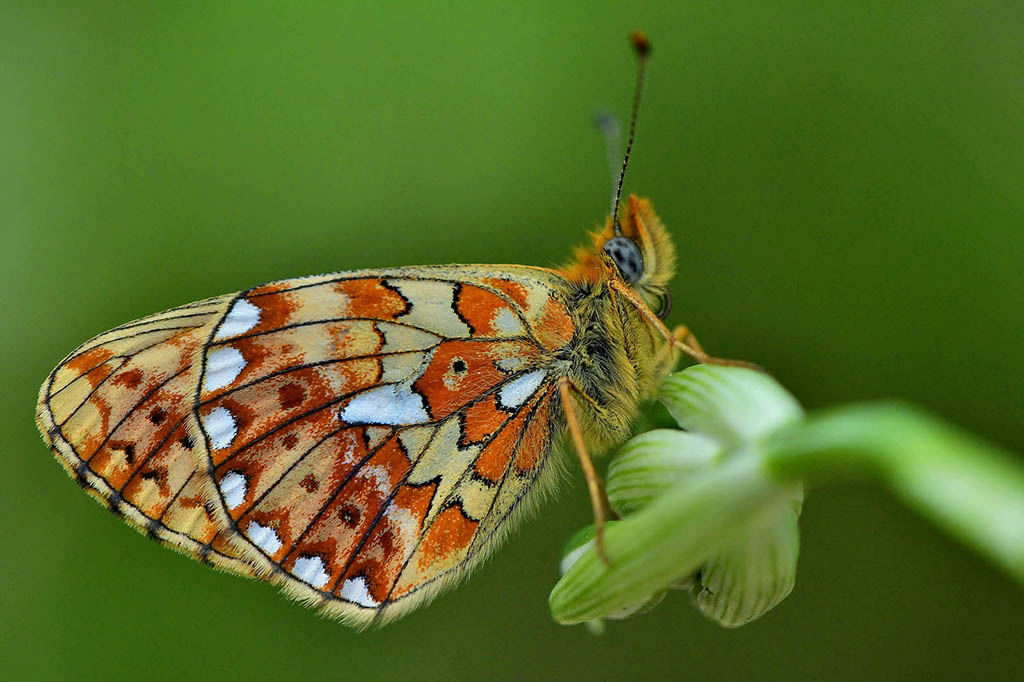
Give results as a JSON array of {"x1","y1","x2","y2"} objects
[{"x1": 375, "y1": 386, "x2": 552, "y2": 614}]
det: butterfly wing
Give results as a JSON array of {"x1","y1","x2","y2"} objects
[
  {"x1": 195, "y1": 266, "x2": 578, "y2": 626},
  {"x1": 36, "y1": 295, "x2": 256, "y2": 575}
]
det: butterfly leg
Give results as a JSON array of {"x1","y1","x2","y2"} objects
[
  {"x1": 609, "y1": 279, "x2": 764, "y2": 372},
  {"x1": 672, "y1": 324, "x2": 703, "y2": 353},
  {"x1": 557, "y1": 377, "x2": 613, "y2": 565},
  {"x1": 651, "y1": 324, "x2": 697, "y2": 375}
]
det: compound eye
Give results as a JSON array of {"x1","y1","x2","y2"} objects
[{"x1": 603, "y1": 236, "x2": 644, "y2": 284}]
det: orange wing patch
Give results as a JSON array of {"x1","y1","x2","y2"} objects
[
  {"x1": 473, "y1": 397, "x2": 537, "y2": 482},
  {"x1": 536, "y1": 296, "x2": 575, "y2": 351},
  {"x1": 412, "y1": 339, "x2": 541, "y2": 419},
  {"x1": 415, "y1": 506, "x2": 480, "y2": 574},
  {"x1": 454, "y1": 283, "x2": 528, "y2": 336},
  {"x1": 460, "y1": 395, "x2": 509, "y2": 446},
  {"x1": 483, "y1": 277, "x2": 531, "y2": 310}
]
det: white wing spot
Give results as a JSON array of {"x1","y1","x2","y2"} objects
[
  {"x1": 203, "y1": 346, "x2": 246, "y2": 392},
  {"x1": 219, "y1": 471, "x2": 247, "y2": 509},
  {"x1": 496, "y1": 355, "x2": 527, "y2": 373},
  {"x1": 493, "y1": 307, "x2": 525, "y2": 335},
  {"x1": 293, "y1": 555, "x2": 330, "y2": 589},
  {"x1": 202, "y1": 407, "x2": 237, "y2": 450},
  {"x1": 215, "y1": 299, "x2": 261, "y2": 340},
  {"x1": 246, "y1": 521, "x2": 282, "y2": 555},
  {"x1": 340, "y1": 384, "x2": 430, "y2": 426},
  {"x1": 498, "y1": 370, "x2": 546, "y2": 409},
  {"x1": 384, "y1": 504, "x2": 417, "y2": 544},
  {"x1": 340, "y1": 576, "x2": 379, "y2": 608},
  {"x1": 360, "y1": 465, "x2": 392, "y2": 495}
]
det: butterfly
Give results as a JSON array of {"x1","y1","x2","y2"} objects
[{"x1": 34, "y1": 33, "x2": 740, "y2": 628}]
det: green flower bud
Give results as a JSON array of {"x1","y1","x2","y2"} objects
[
  {"x1": 659, "y1": 365, "x2": 803, "y2": 446},
  {"x1": 551, "y1": 365, "x2": 806, "y2": 628},
  {"x1": 552, "y1": 364, "x2": 1024, "y2": 629},
  {"x1": 551, "y1": 454, "x2": 797, "y2": 624},
  {"x1": 606, "y1": 429, "x2": 721, "y2": 516},
  {"x1": 692, "y1": 489, "x2": 802, "y2": 627},
  {"x1": 557, "y1": 523, "x2": 667, "y2": 631}
]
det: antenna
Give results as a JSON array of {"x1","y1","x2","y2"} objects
[{"x1": 611, "y1": 31, "x2": 652, "y2": 236}]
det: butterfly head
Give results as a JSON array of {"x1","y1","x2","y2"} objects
[
  {"x1": 560, "y1": 33, "x2": 673, "y2": 317},
  {"x1": 561, "y1": 194, "x2": 676, "y2": 319}
]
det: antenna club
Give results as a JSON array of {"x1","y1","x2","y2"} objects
[{"x1": 630, "y1": 30, "x2": 651, "y2": 57}]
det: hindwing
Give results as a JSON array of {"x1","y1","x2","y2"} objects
[
  {"x1": 194, "y1": 267, "x2": 576, "y2": 626},
  {"x1": 36, "y1": 296, "x2": 256, "y2": 575}
]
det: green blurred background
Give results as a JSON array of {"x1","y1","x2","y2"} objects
[{"x1": 3, "y1": 1, "x2": 1023, "y2": 679}]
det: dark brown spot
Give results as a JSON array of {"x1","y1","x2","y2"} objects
[
  {"x1": 140, "y1": 470, "x2": 161, "y2": 481},
  {"x1": 300, "y1": 474, "x2": 319, "y2": 493},
  {"x1": 111, "y1": 368, "x2": 143, "y2": 389},
  {"x1": 110, "y1": 441, "x2": 135, "y2": 464},
  {"x1": 339, "y1": 505, "x2": 360, "y2": 526},
  {"x1": 452, "y1": 359, "x2": 467, "y2": 373},
  {"x1": 282, "y1": 433, "x2": 300, "y2": 450},
  {"x1": 378, "y1": 528, "x2": 395, "y2": 556},
  {"x1": 179, "y1": 434, "x2": 195, "y2": 450},
  {"x1": 149, "y1": 407, "x2": 168, "y2": 424},
  {"x1": 278, "y1": 382, "x2": 306, "y2": 410}
]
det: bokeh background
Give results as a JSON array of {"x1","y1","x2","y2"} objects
[{"x1": 3, "y1": 1, "x2": 1023, "y2": 679}]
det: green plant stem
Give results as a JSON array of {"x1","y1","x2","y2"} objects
[{"x1": 763, "y1": 401, "x2": 1024, "y2": 583}]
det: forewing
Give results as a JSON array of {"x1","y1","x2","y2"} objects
[
  {"x1": 36, "y1": 296, "x2": 255, "y2": 575},
  {"x1": 195, "y1": 268, "x2": 575, "y2": 626}
]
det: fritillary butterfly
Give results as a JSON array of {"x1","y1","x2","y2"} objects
[{"x1": 35, "y1": 33, "x2": 732, "y2": 627}]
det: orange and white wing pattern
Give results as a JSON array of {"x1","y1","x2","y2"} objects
[
  {"x1": 194, "y1": 266, "x2": 577, "y2": 626},
  {"x1": 36, "y1": 296, "x2": 255, "y2": 576}
]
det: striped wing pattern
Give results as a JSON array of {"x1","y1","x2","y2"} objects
[{"x1": 37, "y1": 266, "x2": 578, "y2": 626}]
